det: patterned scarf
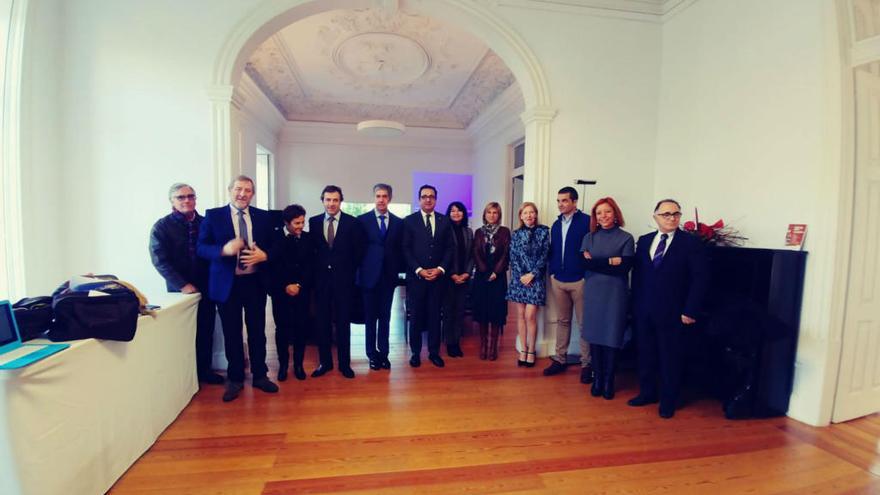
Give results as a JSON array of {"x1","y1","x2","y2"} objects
[{"x1": 481, "y1": 223, "x2": 501, "y2": 254}]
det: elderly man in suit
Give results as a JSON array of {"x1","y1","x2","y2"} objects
[
  {"x1": 197, "y1": 175, "x2": 281, "y2": 402},
  {"x1": 402, "y1": 184, "x2": 454, "y2": 368},
  {"x1": 357, "y1": 183, "x2": 403, "y2": 371},
  {"x1": 149, "y1": 182, "x2": 224, "y2": 386},
  {"x1": 628, "y1": 198, "x2": 709, "y2": 418},
  {"x1": 309, "y1": 185, "x2": 365, "y2": 379}
]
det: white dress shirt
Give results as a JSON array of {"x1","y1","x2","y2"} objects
[{"x1": 649, "y1": 229, "x2": 677, "y2": 259}]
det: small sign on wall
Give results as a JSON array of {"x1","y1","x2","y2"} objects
[{"x1": 785, "y1": 224, "x2": 807, "y2": 250}]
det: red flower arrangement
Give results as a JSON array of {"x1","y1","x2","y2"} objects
[{"x1": 683, "y1": 208, "x2": 747, "y2": 247}]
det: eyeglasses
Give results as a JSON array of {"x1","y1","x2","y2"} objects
[
  {"x1": 420, "y1": 195, "x2": 436, "y2": 200},
  {"x1": 173, "y1": 194, "x2": 196, "y2": 201},
  {"x1": 655, "y1": 212, "x2": 682, "y2": 219}
]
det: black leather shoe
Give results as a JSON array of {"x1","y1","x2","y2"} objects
[
  {"x1": 369, "y1": 358, "x2": 381, "y2": 370},
  {"x1": 543, "y1": 360, "x2": 566, "y2": 376},
  {"x1": 428, "y1": 354, "x2": 445, "y2": 368},
  {"x1": 409, "y1": 355, "x2": 421, "y2": 367},
  {"x1": 311, "y1": 364, "x2": 333, "y2": 377},
  {"x1": 339, "y1": 367, "x2": 355, "y2": 379},
  {"x1": 199, "y1": 372, "x2": 225, "y2": 385},
  {"x1": 293, "y1": 366, "x2": 307, "y2": 381},
  {"x1": 627, "y1": 395, "x2": 659, "y2": 407},
  {"x1": 590, "y1": 379, "x2": 603, "y2": 397},
  {"x1": 580, "y1": 365, "x2": 595, "y2": 384},
  {"x1": 381, "y1": 357, "x2": 391, "y2": 370},
  {"x1": 659, "y1": 407, "x2": 675, "y2": 419},
  {"x1": 277, "y1": 368, "x2": 288, "y2": 382},
  {"x1": 222, "y1": 381, "x2": 243, "y2": 402},
  {"x1": 252, "y1": 377, "x2": 279, "y2": 393}
]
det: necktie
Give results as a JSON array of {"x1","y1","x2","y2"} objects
[
  {"x1": 237, "y1": 209, "x2": 249, "y2": 269},
  {"x1": 652, "y1": 233, "x2": 668, "y2": 268},
  {"x1": 379, "y1": 215, "x2": 387, "y2": 238},
  {"x1": 425, "y1": 213, "x2": 433, "y2": 237},
  {"x1": 327, "y1": 216, "x2": 336, "y2": 248}
]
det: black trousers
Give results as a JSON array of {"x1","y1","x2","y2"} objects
[
  {"x1": 314, "y1": 282, "x2": 352, "y2": 369},
  {"x1": 363, "y1": 281, "x2": 396, "y2": 360},
  {"x1": 274, "y1": 291, "x2": 309, "y2": 369},
  {"x1": 408, "y1": 278, "x2": 444, "y2": 356},
  {"x1": 195, "y1": 295, "x2": 217, "y2": 378},
  {"x1": 217, "y1": 274, "x2": 268, "y2": 383},
  {"x1": 442, "y1": 281, "x2": 468, "y2": 346},
  {"x1": 636, "y1": 315, "x2": 685, "y2": 410}
]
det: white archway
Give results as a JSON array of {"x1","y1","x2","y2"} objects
[{"x1": 208, "y1": 0, "x2": 556, "y2": 212}]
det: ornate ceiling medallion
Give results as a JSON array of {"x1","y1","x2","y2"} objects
[{"x1": 333, "y1": 32, "x2": 431, "y2": 87}]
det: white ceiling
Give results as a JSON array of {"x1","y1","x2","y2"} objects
[{"x1": 245, "y1": 8, "x2": 517, "y2": 129}]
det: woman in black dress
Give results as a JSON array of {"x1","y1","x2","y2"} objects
[
  {"x1": 472, "y1": 202, "x2": 510, "y2": 361},
  {"x1": 270, "y1": 204, "x2": 314, "y2": 381},
  {"x1": 443, "y1": 201, "x2": 473, "y2": 358}
]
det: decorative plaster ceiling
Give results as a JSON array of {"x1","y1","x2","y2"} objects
[{"x1": 244, "y1": 8, "x2": 517, "y2": 129}]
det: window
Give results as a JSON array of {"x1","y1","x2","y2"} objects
[
  {"x1": 341, "y1": 202, "x2": 411, "y2": 218},
  {"x1": 255, "y1": 145, "x2": 272, "y2": 210}
]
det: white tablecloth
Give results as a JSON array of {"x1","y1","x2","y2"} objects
[{"x1": 0, "y1": 293, "x2": 200, "y2": 495}]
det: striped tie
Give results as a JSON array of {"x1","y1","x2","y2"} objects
[{"x1": 652, "y1": 233, "x2": 668, "y2": 268}]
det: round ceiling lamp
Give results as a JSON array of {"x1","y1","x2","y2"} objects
[{"x1": 357, "y1": 120, "x2": 406, "y2": 137}]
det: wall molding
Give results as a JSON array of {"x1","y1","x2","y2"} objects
[
  {"x1": 493, "y1": 0, "x2": 700, "y2": 23},
  {"x1": 279, "y1": 120, "x2": 473, "y2": 151}
]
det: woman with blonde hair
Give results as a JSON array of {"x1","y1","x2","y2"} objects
[
  {"x1": 472, "y1": 202, "x2": 511, "y2": 360},
  {"x1": 506, "y1": 202, "x2": 550, "y2": 367}
]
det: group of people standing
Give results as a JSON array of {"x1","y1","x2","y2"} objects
[{"x1": 150, "y1": 176, "x2": 708, "y2": 418}]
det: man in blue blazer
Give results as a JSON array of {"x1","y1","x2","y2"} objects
[
  {"x1": 402, "y1": 184, "x2": 454, "y2": 368},
  {"x1": 197, "y1": 175, "x2": 282, "y2": 402},
  {"x1": 628, "y1": 199, "x2": 709, "y2": 418},
  {"x1": 544, "y1": 186, "x2": 593, "y2": 383},
  {"x1": 309, "y1": 185, "x2": 365, "y2": 379},
  {"x1": 357, "y1": 183, "x2": 403, "y2": 371}
]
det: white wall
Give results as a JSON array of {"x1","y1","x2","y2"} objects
[
  {"x1": 276, "y1": 122, "x2": 473, "y2": 220},
  {"x1": 469, "y1": 84, "x2": 524, "y2": 227},
  {"x1": 654, "y1": 0, "x2": 843, "y2": 425},
  {"x1": 496, "y1": 5, "x2": 662, "y2": 225},
  {"x1": 19, "y1": 0, "x2": 64, "y2": 296}
]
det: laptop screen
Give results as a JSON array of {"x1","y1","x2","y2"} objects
[{"x1": 0, "y1": 302, "x2": 19, "y2": 347}]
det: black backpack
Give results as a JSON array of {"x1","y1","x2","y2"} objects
[
  {"x1": 12, "y1": 296, "x2": 54, "y2": 341},
  {"x1": 48, "y1": 279, "x2": 140, "y2": 342}
]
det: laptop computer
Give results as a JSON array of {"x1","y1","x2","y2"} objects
[{"x1": 0, "y1": 300, "x2": 69, "y2": 369}]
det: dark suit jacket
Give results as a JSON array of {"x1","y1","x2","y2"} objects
[
  {"x1": 269, "y1": 231, "x2": 314, "y2": 296},
  {"x1": 197, "y1": 204, "x2": 282, "y2": 303},
  {"x1": 632, "y1": 229, "x2": 710, "y2": 326},
  {"x1": 149, "y1": 211, "x2": 209, "y2": 292},
  {"x1": 402, "y1": 210, "x2": 454, "y2": 284},
  {"x1": 308, "y1": 212, "x2": 365, "y2": 293},
  {"x1": 356, "y1": 210, "x2": 403, "y2": 289}
]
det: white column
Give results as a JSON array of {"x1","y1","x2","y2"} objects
[{"x1": 520, "y1": 105, "x2": 557, "y2": 357}]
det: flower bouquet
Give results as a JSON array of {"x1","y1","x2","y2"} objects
[{"x1": 683, "y1": 208, "x2": 747, "y2": 247}]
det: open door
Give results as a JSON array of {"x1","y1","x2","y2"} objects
[{"x1": 833, "y1": 67, "x2": 880, "y2": 422}]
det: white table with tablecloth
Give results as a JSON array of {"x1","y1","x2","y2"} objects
[{"x1": 0, "y1": 293, "x2": 200, "y2": 495}]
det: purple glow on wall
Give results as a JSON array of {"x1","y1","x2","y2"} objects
[{"x1": 412, "y1": 172, "x2": 473, "y2": 217}]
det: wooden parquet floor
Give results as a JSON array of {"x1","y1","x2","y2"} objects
[{"x1": 110, "y1": 296, "x2": 880, "y2": 494}]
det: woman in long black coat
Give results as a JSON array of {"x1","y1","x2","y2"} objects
[{"x1": 472, "y1": 202, "x2": 510, "y2": 361}]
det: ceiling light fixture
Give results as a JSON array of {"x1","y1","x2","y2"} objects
[{"x1": 356, "y1": 119, "x2": 406, "y2": 137}]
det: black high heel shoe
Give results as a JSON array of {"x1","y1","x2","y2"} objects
[
  {"x1": 517, "y1": 351, "x2": 527, "y2": 367},
  {"x1": 525, "y1": 351, "x2": 536, "y2": 368}
]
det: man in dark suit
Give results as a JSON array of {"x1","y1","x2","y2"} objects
[
  {"x1": 402, "y1": 184, "x2": 454, "y2": 368},
  {"x1": 309, "y1": 185, "x2": 365, "y2": 379},
  {"x1": 357, "y1": 183, "x2": 402, "y2": 371},
  {"x1": 149, "y1": 182, "x2": 224, "y2": 386},
  {"x1": 197, "y1": 175, "x2": 281, "y2": 402},
  {"x1": 628, "y1": 198, "x2": 709, "y2": 418}
]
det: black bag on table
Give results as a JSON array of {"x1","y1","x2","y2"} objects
[
  {"x1": 12, "y1": 296, "x2": 54, "y2": 341},
  {"x1": 48, "y1": 280, "x2": 140, "y2": 342}
]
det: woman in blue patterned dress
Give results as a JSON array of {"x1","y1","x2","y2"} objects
[{"x1": 507, "y1": 202, "x2": 550, "y2": 367}]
